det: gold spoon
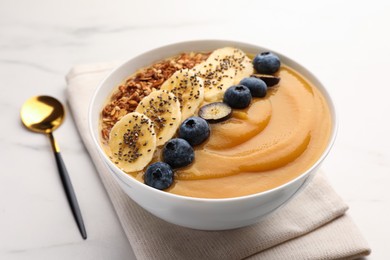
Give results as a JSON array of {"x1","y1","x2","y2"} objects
[{"x1": 20, "y1": 95, "x2": 87, "y2": 240}]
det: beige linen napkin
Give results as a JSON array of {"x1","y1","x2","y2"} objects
[{"x1": 66, "y1": 62, "x2": 371, "y2": 260}]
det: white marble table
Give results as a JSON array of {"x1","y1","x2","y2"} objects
[{"x1": 1, "y1": 0, "x2": 389, "y2": 259}]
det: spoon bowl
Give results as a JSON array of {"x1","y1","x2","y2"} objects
[
  {"x1": 21, "y1": 95, "x2": 64, "y2": 134},
  {"x1": 21, "y1": 95, "x2": 87, "y2": 239}
]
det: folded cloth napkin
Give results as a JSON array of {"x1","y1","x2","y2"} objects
[{"x1": 66, "y1": 62, "x2": 371, "y2": 260}]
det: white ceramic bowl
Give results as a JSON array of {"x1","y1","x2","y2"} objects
[{"x1": 89, "y1": 40, "x2": 337, "y2": 230}]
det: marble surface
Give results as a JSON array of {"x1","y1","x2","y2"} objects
[{"x1": 1, "y1": 0, "x2": 389, "y2": 259}]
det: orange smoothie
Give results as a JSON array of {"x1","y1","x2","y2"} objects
[{"x1": 101, "y1": 51, "x2": 332, "y2": 198}]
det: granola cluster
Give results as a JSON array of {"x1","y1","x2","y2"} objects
[{"x1": 101, "y1": 52, "x2": 209, "y2": 141}]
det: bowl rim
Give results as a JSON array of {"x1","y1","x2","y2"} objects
[{"x1": 88, "y1": 39, "x2": 338, "y2": 203}]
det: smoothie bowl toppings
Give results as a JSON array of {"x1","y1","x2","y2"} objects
[{"x1": 99, "y1": 47, "x2": 332, "y2": 199}]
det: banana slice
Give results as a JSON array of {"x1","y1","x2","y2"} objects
[
  {"x1": 135, "y1": 90, "x2": 181, "y2": 146},
  {"x1": 108, "y1": 112, "x2": 156, "y2": 172},
  {"x1": 194, "y1": 47, "x2": 253, "y2": 102},
  {"x1": 160, "y1": 69, "x2": 204, "y2": 121},
  {"x1": 230, "y1": 48, "x2": 253, "y2": 84}
]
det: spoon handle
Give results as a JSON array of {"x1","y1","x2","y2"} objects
[{"x1": 48, "y1": 133, "x2": 87, "y2": 240}]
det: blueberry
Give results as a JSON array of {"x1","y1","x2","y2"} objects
[
  {"x1": 178, "y1": 116, "x2": 210, "y2": 146},
  {"x1": 144, "y1": 162, "x2": 174, "y2": 190},
  {"x1": 239, "y1": 77, "x2": 267, "y2": 98},
  {"x1": 162, "y1": 138, "x2": 194, "y2": 168},
  {"x1": 253, "y1": 52, "x2": 281, "y2": 74},
  {"x1": 198, "y1": 102, "x2": 232, "y2": 123},
  {"x1": 223, "y1": 85, "x2": 252, "y2": 109},
  {"x1": 251, "y1": 74, "x2": 280, "y2": 87}
]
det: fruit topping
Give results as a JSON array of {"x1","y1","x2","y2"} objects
[
  {"x1": 250, "y1": 74, "x2": 280, "y2": 87},
  {"x1": 108, "y1": 112, "x2": 157, "y2": 172},
  {"x1": 178, "y1": 116, "x2": 210, "y2": 146},
  {"x1": 198, "y1": 102, "x2": 232, "y2": 123},
  {"x1": 223, "y1": 85, "x2": 252, "y2": 109},
  {"x1": 144, "y1": 162, "x2": 174, "y2": 190},
  {"x1": 135, "y1": 90, "x2": 181, "y2": 146},
  {"x1": 239, "y1": 77, "x2": 267, "y2": 98},
  {"x1": 193, "y1": 47, "x2": 253, "y2": 102},
  {"x1": 253, "y1": 52, "x2": 281, "y2": 74},
  {"x1": 162, "y1": 138, "x2": 194, "y2": 168},
  {"x1": 160, "y1": 69, "x2": 204, "y2": 122}
]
